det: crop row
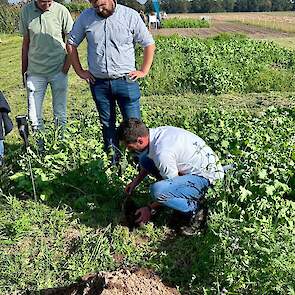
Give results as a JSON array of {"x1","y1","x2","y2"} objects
[
  {"x1": 161, "y1": 17, "x2": 210, "y2": 28},
  {"x1": 138, "y1": 34, "x2": 295, "y2": 95}
]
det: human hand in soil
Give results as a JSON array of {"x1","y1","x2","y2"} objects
[
  {"x1": 135, "y1": 206, "x2": 151, "y2": 224},
  {"x1": 125, "y1": 180, "x2": 138, "y2": 195}
]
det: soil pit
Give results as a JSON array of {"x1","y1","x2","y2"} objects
[{"x1": 40, "y1": 268, "x2": 180, "y2": 295}]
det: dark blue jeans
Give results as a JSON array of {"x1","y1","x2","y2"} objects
[{"x1": 90, "y1": 78, "x2": 141, "y2": 151}]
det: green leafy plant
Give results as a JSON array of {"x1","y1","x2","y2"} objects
[{"x1": 161, "y1": 18, "x2": 210, "y2": 28}]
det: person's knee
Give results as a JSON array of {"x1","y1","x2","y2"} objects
[{"x1": 150, "y1": 181, "x2": 169, "y2": 202}]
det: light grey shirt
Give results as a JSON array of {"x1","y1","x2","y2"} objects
[
  {"x1": 68, "y1": 4, "x2": 154, "y2": 79},
  {"x1": 148, "y1": 126, "x2": 224, "y2": 183}
]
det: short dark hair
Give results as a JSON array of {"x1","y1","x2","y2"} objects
[{"x1": 117, "y1": 118, "x2": 149, "y2": 144}]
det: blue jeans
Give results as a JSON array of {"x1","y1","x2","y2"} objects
[
  {"x1": 26, "y1": 72, "x2": 68, "y2": 130},
  {"x1": 140, "y1": 154, "x2": 210, "y2": 213},
  {"x1": 90, "y1": 78, "x2": 141, "y2": 151}
]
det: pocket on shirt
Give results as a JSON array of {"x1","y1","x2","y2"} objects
[{"x1": 112, "y1": 27, "x2": 133, "y2": 46}]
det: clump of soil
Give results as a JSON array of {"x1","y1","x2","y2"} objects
[{"x1": 40, "y1": 268, "x2": 180, "y2": 295}]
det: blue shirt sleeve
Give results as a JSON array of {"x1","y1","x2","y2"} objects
[
  {"x1": 132, "y1": 12, "x2": 154, "y2": 48},
  {"x1": 68, "y1": 11, "x2": 87, "y2": 47}
]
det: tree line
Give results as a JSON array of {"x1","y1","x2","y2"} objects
[
  {"x1": 2, "y1": 0, "x2": 294, "y2": 13},
  {"x1": 118, "y1": 0, "x2": 294, "y2": 13}
]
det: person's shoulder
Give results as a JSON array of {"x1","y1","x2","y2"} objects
[
  {"x1": 117, "y1": 4, "x2": 139, "y2": 17},
  {"x1": 78, "y1": 7, "x2": 95, "y2": 18}
]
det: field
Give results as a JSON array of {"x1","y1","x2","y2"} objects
[
  {"x1": 154, "y1": 12, "x2": 295, "y2": 49},
  {"x1": 0, "y1": 11, "x2": 295, "y2": 295}
]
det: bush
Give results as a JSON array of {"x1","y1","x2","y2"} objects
[
  {"x1": 64, "y1": 2, "x2": 91, "y2": 13},
  {"x1": 0, "y1": 4, "x2": 20, "y2": 34}
]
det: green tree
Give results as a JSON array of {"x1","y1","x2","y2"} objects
[
  {"x1": 223, "y1": 0, "x2": 235, "y2": 11},
  {"x1": 272, "y1": 0, "x2": 292, "y2": 10},
  {"x1": 234, "y1": 0, "x2": 249, "y2": 11},
  {"x1": 258, "y1": 0, "x2": 272, "y2": 11}
]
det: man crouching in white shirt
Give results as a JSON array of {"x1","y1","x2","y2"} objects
[{"x1": 117, "y1": 118, "x2": 224, "y2": 236}]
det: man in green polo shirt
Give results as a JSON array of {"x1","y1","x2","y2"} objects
[{"x1": 20, "y1": 0, "x2": 73, "y2": 132}]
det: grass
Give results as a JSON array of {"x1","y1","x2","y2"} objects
[
  {"x1": 0, "y1": 33, "x2": 295, "y2": 294},
  {"x1": 265, "y1": 36, "x2": 295, "y2": 49},
  {"x1": 232, "y1": 18, "x2": 295, "y2": 33}
]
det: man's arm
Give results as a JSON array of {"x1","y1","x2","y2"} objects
[
  {"x1": 125, "y1": 167, "x2": 149, "y2": 195},
  {"x1": 128, "y1": 43, "x2": 155, "y2": 80},
  {"x1": 66, "y1": 43, "x2": 95, "y2": 83},
  {"x1": 61, "y1": 8, "x2": 74, "y2": 75},
  {"x1": 62, "y1": 54, "x2": 71, "y2": 74},
  {"x1": 21, "y1": 35, "x2": 30, "y2": 87}
]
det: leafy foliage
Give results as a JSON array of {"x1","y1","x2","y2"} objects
[
  {"x1": 64, "y1": 2, "x2": 91, "y2": 13},
  {"x1": 161, "y1": 17, "x2": 210, "y2": 28},
  {"x1": 0, "y1": 4, "x2": 20, "y2": 34},
  {"x1": 138, "y1": 34, "x2": 295, "y2": 95},
  {"x1": 0, "y1": 30, "x2": 295, "y2": 294},
  {"x1": 1, "y1": 102, "x2": 294, "y2": 294}
]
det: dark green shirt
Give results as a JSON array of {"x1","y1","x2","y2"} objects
[{"x1": 20, "y1": 1, "x2": 73, "y2": 77}]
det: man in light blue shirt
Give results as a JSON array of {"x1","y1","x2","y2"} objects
[{"x1": 67, "y1": 0, "x2": 155, "y2": 162}]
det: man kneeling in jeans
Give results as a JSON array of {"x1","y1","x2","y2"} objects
[{"x1": 117, "y1": 118, "x2": 224, "y2": 236}]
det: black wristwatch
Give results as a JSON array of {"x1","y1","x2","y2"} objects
[{"x1": 148, "y1": 204, "x2": 156, "y2": 215}]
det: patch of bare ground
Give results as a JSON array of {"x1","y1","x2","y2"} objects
[
  {"x1": 40, "y1": 268, "x2": 180, "y2": 295},
  {"x1": 152, "y1": 20, "x2": 295, "y2": 39}
]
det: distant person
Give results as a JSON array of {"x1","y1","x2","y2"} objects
[
  {"x1": 20, "y1": 0, "x2": 73, "y2": 133},
  {"x1": 67, "y1": 0, "x2": 155, "y2": 164},
  {"x1": 118, "y1": 118, "x2": 224, "y2": 236},
  {"x1": 161, "y1": 11, "x2": 167, "y2": 20}
]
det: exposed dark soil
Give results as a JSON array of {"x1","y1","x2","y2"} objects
[{"x1": 40, "y1": 268, "x2": 180, "y2": 295}]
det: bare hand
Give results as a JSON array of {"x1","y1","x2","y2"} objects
[
  {"x1": 77, "y1": 69, "x2": 95, "y2": 84},
  {"x1": 135, "y1": 206, "x2": 151, "y2": 224},
  {"x1": 128, "y1": 70, "x2": 147, "y2": 81},
  {"x1": 125, "y1": 180, "x2": 138, "y2": 195}
]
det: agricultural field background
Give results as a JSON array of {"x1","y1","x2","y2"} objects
[{"x1": 0, "y1": 10, "x2": 295, "y2": 295}]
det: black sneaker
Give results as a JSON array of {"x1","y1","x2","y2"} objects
[
  {"x1": 180, "y1": 206, "x2": 208, "y2": 236},
  {"x1": 168, "y1": 210, "x2": 194, "y2": 230}
]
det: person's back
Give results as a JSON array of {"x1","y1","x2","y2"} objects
[
  {"x1": 118, "y1": 118, "x2": 225, "y2": 235},
  {"x1": 148, "y1": 126, "x2": 224, "y2": 183}
]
